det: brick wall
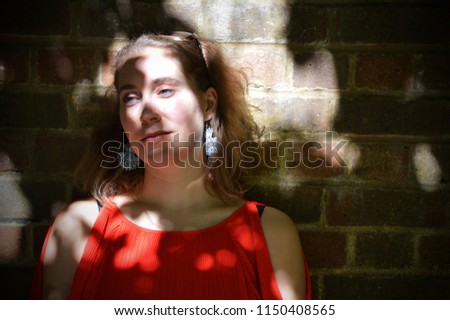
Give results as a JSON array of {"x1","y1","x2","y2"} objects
[{"x1": 0, "y1": 0, "x2": 449, "y2": 299}]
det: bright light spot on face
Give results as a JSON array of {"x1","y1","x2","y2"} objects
[
  {"x1": 413, "y1": 143, "x2": 442, "y2": 192},
  {"x1": 195, "y1": 252, "x2": 215, "y2": 271}
]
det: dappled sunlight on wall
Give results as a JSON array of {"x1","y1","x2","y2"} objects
[
  {"x1": 413, "y1": 144, "x2": 443, "y2": 192},
  {"x1": 0, "y1": 175, "x2": 31, "y2": 219}
]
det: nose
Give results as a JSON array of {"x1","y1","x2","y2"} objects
[{"x1": 140, "y1": 97, "x2": 161, "y2": 125}]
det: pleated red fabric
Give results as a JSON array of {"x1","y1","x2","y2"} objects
[{"x1": 31, "y1": 200, "x2": 312, "y2": 300}]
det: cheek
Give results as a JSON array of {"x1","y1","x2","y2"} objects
[
  {"x1": 120, "y1": 107, "x2": 135, "y2": 127},
  {"x1": 176, "y1": 108, "x2": 205, "y2": 137},
  {"x1": 119, "y1": 109, "x2": 138, "y2": 139},
  {"x1": 173, "y1": 97, "x2": 205, "y2": 130}
]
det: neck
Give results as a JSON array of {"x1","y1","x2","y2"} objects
[{"x1": 135, "y1": 164, "x2": 217, "y2": 211}]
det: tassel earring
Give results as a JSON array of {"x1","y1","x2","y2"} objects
[
  {"x1": 205, "y1": 122, "x2": 218, "y2": 157},
  {"x1": 117, "y1": 141, "x2": 140, "y2": 171}
]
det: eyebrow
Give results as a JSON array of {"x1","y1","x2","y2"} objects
[
  {"x1": 118, "y1": 77, "x2": 181, "y2": 94},
  {"x1": 117, "y1": 84, "x2": 136, "y2": 94}
]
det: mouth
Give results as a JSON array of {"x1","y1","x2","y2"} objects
[{"x1": 141, "y1": 131, "x2": 172, "y2": 142}]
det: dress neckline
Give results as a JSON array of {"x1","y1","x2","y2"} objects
[{"x1": 103, "y1": 199, "x2": 251, "y2": 235}]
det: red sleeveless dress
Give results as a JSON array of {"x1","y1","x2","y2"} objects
[{"x1": 31, "y1": 200, "x2": 312, "y2": 299}]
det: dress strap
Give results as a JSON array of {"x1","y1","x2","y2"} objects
[
  {"x1": 96, "y1": 199, "x2": 103, "y2": 212},
  {"x1": 256, "y1": 204, "x2": 265, "y2": 217}
]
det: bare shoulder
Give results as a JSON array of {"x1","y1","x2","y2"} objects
[
  {"x1": 260, "y1": 206, "x2": 307, "y2": 300},
  {"x1": 50, "y1": 198, "x2": 99, "y2": 239},
  {"x1": 42, "y1": 197, "x2": 99, "y2": 299},
  {"x1": 260, "y1": 206, "x2": 298, "y2": 233}
]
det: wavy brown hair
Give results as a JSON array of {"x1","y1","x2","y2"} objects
[{"x1": 75, "y1": 33, "x2": 259, "y2": 204}]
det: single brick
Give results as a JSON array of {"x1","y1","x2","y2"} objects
[
  {"x1": 355, "y1": 54, "x2": 413, "y2": 91},
  {"x1": 37, "y1": 48, "x2": 97, "y2": 85},
  {"x1": 301, "y1": 231, "x2": 347, "y2": 269},
  {"x1": 326, "y1": 188, "x2": 448, "y2": 227},
  {"x1": 333, "y1": 95, "x2": 403, "y2": 135},
  {"x1": 0, "y1": 48, "x2": 30, "y2": 83},
  {"x1": 355, "y1": 233, "x2": 414, "y2": 269},
  {"x1": 206, "y1": 4, "x2": 287, "y2": 42},
  {"x1": 402, "y1": 98, "x2": 450, "y2": 136},
  {"x1": 248, "y1": 95, "x2": 335, "y2": 133},
  {"x1": 34, "y1": 134, "x2": 87, "y2": 174},
  {"x1": 350, "y1": 143, "x2": 411, "y2": 182},
  {"x1": 224, "y1": 44, "x2": 289, "y2": 88},
  {"x1": 286, "y1": 6, "x2": 328, "y2": 43},
  {"x1": 419, "y1": 54, "x2": 450, "y2": 92},
  {"x1": 286, "y1": 139, "x2": 347, "y2": 178},
  {"x1": 240, "y1": 133, "x2": 348, "y2": 179},
  {"x1": 293, "y1": 51, "x2": 349, "y2": 90},
  {"x1": 334, "y1": 95, "x2": 450, "y2": 136},
  {"x1": 333, "y1": 6, "x2": 450, "y2": 44},
  {"x1": 420, "y1": 191, "x2": 450, "y2": 227},
  {"x1": 0, "y1": 226, "x2": 26, "y2": 262},
  {"x1": 324, "y1": 275, "x2": 450, "y2": 299},
  {"x1": 419, "y1": 235, "x2": 450, "y2": 271},
  {"x1": 0, "y1": 91, "x2": 68, "y2": 129}
]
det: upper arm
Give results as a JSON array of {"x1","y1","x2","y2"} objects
[
  {"x1": 261, "y1": 206, "x2": 307, "y2": 300},
  {"x1": 42, "y1": 198, "x2": 98, "y2": 299}
]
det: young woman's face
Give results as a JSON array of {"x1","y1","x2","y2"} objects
[{"x1": 117, "y1": 48, "x2": 212, "y2": 167}]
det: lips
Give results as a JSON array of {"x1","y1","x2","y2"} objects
[{"x1": 141, "y1": 131, "x2": 172, "y2": 141}]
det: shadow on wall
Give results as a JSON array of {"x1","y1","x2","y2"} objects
[
  {"x1": 282, "y1": 1, "x2": 450, "y2": 299},
  {"x1": 0, "y1": 0, "x2": 196, "y2": 299}
]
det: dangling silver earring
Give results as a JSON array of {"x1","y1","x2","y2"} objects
[
  {"x1": 117, "y1": 142, "x2": 140, "y2": 171},
  {"x1": 205, "y1": 122, "x2": 218, "y2": 157}
]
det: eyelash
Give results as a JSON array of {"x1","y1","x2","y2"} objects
[
  {"x1": 122, "y1": 93, "x2": 140, "y2": 105},
  {"x1": 157, "y1": 87, "x2": 175, "y2": 97},
  {"x1": 121, "y1": 87, "x2": 175, "y2": 105}
]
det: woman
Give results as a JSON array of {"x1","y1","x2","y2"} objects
[{"x1": 32, "y1": 32, "x2": 311, "y2": 299}]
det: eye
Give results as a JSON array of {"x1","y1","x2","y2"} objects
[
  {"x1": 157, "y1": 87, "x2": 175, "y2": 98},
  {"x1": 122, "y1": 93, "x2": 140, "y2": 106}
]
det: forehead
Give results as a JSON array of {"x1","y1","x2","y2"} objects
[{"x1": 117, "y1": 48, "x2": 184, "y2": 85}]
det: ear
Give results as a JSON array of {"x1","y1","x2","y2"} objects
[{"x1": 203, "y1": 87, "x2": 218, "y2": 121}]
